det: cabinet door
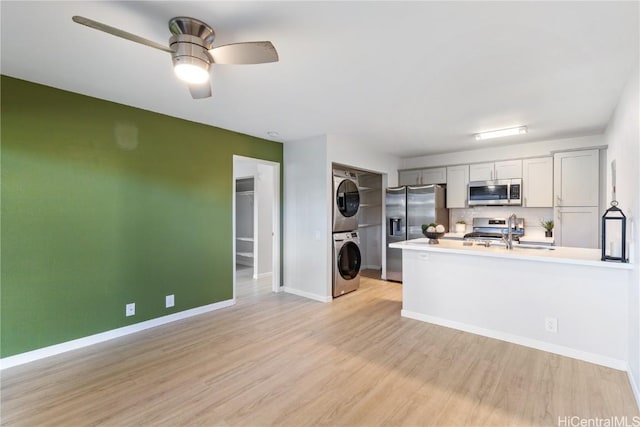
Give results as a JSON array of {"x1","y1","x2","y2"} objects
[
  {"x1": 522, "y1": 157, "x2": 553, "y2": 207},
  {"x1": 469, "y1": 163, "x2": 494, "y2": 181},
  {"x1": 398, "y1": 170, "x2": 421, "y2": 186},
  {"x1": 420, "y1": 167, "x2": 447, "y2": 185},
  {"x1": 555, "y1": 206, "x2": 599, "y2": 248},
  {"x1": 494, "y1": 160, "x2": 522, "y2": 179},
  {"x1": 554, "y1": 150, "x2": 599, "y2": 207},
  {"x1": 446, "y1": 165, "x2": 469, "y2": 208}
]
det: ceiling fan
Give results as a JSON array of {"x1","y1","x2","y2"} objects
[{"x1": 72, "y1": 15, "x2": 279, "y2": 99}]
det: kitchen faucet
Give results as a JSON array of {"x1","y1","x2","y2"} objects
[{"x1": 502, "y1": 213, "x2": 518, "y2": 250}]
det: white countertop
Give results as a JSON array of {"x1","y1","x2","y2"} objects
[{"x1": 390, "y1": 238, "x2": 632, "y2": 270}]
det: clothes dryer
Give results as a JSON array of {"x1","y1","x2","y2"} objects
[{"x1": 333, "y1": 171, "x2": 360, "y2": 232}]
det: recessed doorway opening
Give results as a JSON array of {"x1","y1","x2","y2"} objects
[{"x1": 232, "y1": 156, "x2": 281, "y2": 301}]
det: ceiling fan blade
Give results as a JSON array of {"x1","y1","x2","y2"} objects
[
  {"x1": 209, "y1": 41, "x2": 279, "y2": 65},
  {"x1": 188, "y1": 82, "x2": 212, "y2": 99},
  {"x1": 72, "y1": 16, "x2": 173, "y2": 53}
]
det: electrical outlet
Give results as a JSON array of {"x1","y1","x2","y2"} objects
[
  {"x1": 126, "y1": 303, "x2": 135, "y2": 317},
  {"x1": 545, "y1": 317, "x2": 558, "y2": 333},
  {"x1": 166, "y1": 294, "x2": 175, "y2": 308}
]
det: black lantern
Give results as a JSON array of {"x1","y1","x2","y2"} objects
[{"x1": 601, "y1": 201, "x2": 628, "y2": 263}]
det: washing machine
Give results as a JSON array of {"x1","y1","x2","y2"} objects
[
  {"x1": 333, "y1": 231, "x2": 362, "y2": 297},
  {"x1": 333, "y1": 170, "x2": 360, "y2": 232}
]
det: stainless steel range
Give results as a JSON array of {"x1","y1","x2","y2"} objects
[{"x1": 464, "y1": 217, "x2": 525, "y2": 241}]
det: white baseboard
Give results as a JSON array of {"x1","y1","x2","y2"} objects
[
  {"x1": 629, "y1": 370, "x2": 640, "y2": 411},
  {"x1": 0, "y1": 299, "x2": 236, "y2": 370},
  {"x1": 283, "y1": 286, "x2": 331, "y2": 303},
  {"x1": 361, "y1": 265, "x2": 382, "y2": 270},
  {"x1": 254, "y1": 272, "x2": 272, "y2": 280},
  {"x1": 401, "y1": 310, "x2": 627, "y2": 371}
]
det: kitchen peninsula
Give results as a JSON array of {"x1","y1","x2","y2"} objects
[{"x1": 390, "y1": 238, "x2": 633, "y2": 370}]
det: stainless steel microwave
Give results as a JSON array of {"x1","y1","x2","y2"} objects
[{"x1": 468, "y1": 179, "x2": 522, "y2": 206}]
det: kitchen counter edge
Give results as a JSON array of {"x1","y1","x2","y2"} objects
[{"x1": 389, "y1": 238, "x2": 633, "y2": 270}]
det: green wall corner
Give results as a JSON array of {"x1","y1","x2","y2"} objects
[{"x1": 0, "y1": 75, "x2": 283, "y2": 358}]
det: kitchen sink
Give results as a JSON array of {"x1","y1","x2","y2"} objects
[
  {"x1": 470, "y1": 240, "x2": 556, "y2": 251},
  {"x1": 514, "y1": 245, "x2": 556, "y2": 251}
]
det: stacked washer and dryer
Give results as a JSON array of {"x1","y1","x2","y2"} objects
[{"x1": 332, "y1": 170, "x2": 362, "y2": 298}]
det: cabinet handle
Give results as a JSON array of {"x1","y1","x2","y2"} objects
[
  {"x1": 556, "y1": 195, "x2": 562, "y2": 206},
  {"x1": 524, "y1": 197, "x2": 527, "y2": 207}
]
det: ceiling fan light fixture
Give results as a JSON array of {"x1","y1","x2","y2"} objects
[
  {"x1": 474, "y1": 126, "x2": 528, "y2": 141},
  {"x1": 174, "y1": 62, "x2": 209, "y2": 84}
]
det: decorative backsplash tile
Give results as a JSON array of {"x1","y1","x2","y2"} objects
[{"x1": 450, "y1": 206, "x2": 554, "y2": 238}]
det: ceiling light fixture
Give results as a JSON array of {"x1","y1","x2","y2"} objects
[
  {"x1": 474, "y1": 126, "x2": 528, "y2": 141},
  {"x1": 174, "y1": 62, "x2": 210, "y2": 84},
  {"x1": 169, "y1": 19, "x2": 214, "y2": 85},
  {"x1": 267, "y1": 131, "x2": 280, "y2": 138}
]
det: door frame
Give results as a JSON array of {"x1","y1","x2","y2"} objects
[{"x1": 232, "y1": 155, "x2": 281, "y2": 299}]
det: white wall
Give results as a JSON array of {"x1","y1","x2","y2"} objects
[
  {"x1": 604, "y1": 64, "x2": 640, "y2": 405},
  {"x1": 400, "y1": 134, "x2": 605, "y2": 170},
  {"x1": 283, "y1": 136, "x2": 331, "y2": 301},
  {"x1": 327, "y1": 134, "x2": 401, "y2": 186}
]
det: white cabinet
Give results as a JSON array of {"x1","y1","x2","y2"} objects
[
  {"x1": 495, "y1": 160, "x2": 523, "y2": 179},
  {"x1": 469, "y1": 162, "x2": 494, "y2": 181},
  {"x1": 446, "y1": 165, "x2": 469, "y2": 208},
  {"x1": 399, "y1": 167, "x2": 446, "y2": 186},
  {"x1": 398, "y1": 170, "x2": 421, "y2": 186},
  {"x1": 555, "y1": 206, "x2": 599, "y2": 248},
  {"x1": 469, "y1": 160, "x2": 522, "y2": 181},
  {"x1": 554, "y1": 150, "x2": 599, "y2": 207},
  {"x1": 522, "y1": 157, "x2": 553, "y2": 207},
  {"x1": 553, "y1": 149, "x2": 600, "y2": 249},
  {"x1": 421, "y1": 167, "x2": 447, "y2": 185}
]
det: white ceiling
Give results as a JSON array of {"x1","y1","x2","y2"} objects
[{"x1": 1, "y1": 1, "x2": 638, "y2": 157}]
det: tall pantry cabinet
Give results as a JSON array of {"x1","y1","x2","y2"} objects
[{"x1": 553, "y1": 149, "x2": 600, "y2": 248}]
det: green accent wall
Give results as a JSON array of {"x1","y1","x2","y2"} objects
[{"x1": 0, "y1": 75, "x2": 283, "y2": 358}]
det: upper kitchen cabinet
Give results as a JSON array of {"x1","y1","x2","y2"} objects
[
  {"x1": 553, "y1": 149, "x2": 599, "y2": 207},
  {"x1": 522, "y1": 157, "x2": 553, "y2": 207},
  {"x1": 398, "y1": 167, "x2": 446, "y2": 186},
  {"x1": 469, "y1": 160, "x2": 522, "y2": 181},
  {"x1": 398, "y1": 170, "x2": 421, "y2": 186},
  {"x1": 469, "y1": 162, "x2": 494, "y2": 181},
  {"x1": 446, "y1": 165, "x2": 469, "y2": 208}
]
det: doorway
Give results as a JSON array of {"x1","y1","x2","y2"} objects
[{"x1": 232, "y1": 156, "x2": 281, "y2": 301}]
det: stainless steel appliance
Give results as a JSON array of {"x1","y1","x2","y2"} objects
[
  {"x1": 463, "y1": 217, "x2": 525, "y2": 241},
  {"x1": 333, "y1": 170, "x2": 360, "y2": 232},
  {"x1": 385, "y1": 185, "x2": 448, "y2": 282},
  {"x1": 333, "y1": 231, "x2": 361, "y2": 297},
  {"x1": 468, "y1": 178, "x2": 522, "y2": 206}
]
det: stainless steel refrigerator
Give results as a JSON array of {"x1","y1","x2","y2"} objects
[{"x1": 385, "y1": 185, "x2": 449, "y2": 282}]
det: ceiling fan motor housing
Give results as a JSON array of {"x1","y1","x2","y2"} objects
[{"x1": 169, "y1": 33, "x2": 213, "y2": 71}]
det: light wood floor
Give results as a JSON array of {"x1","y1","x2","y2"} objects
[{"x1": 2, "y1": 270, "x2": 638, "y2": 426}]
